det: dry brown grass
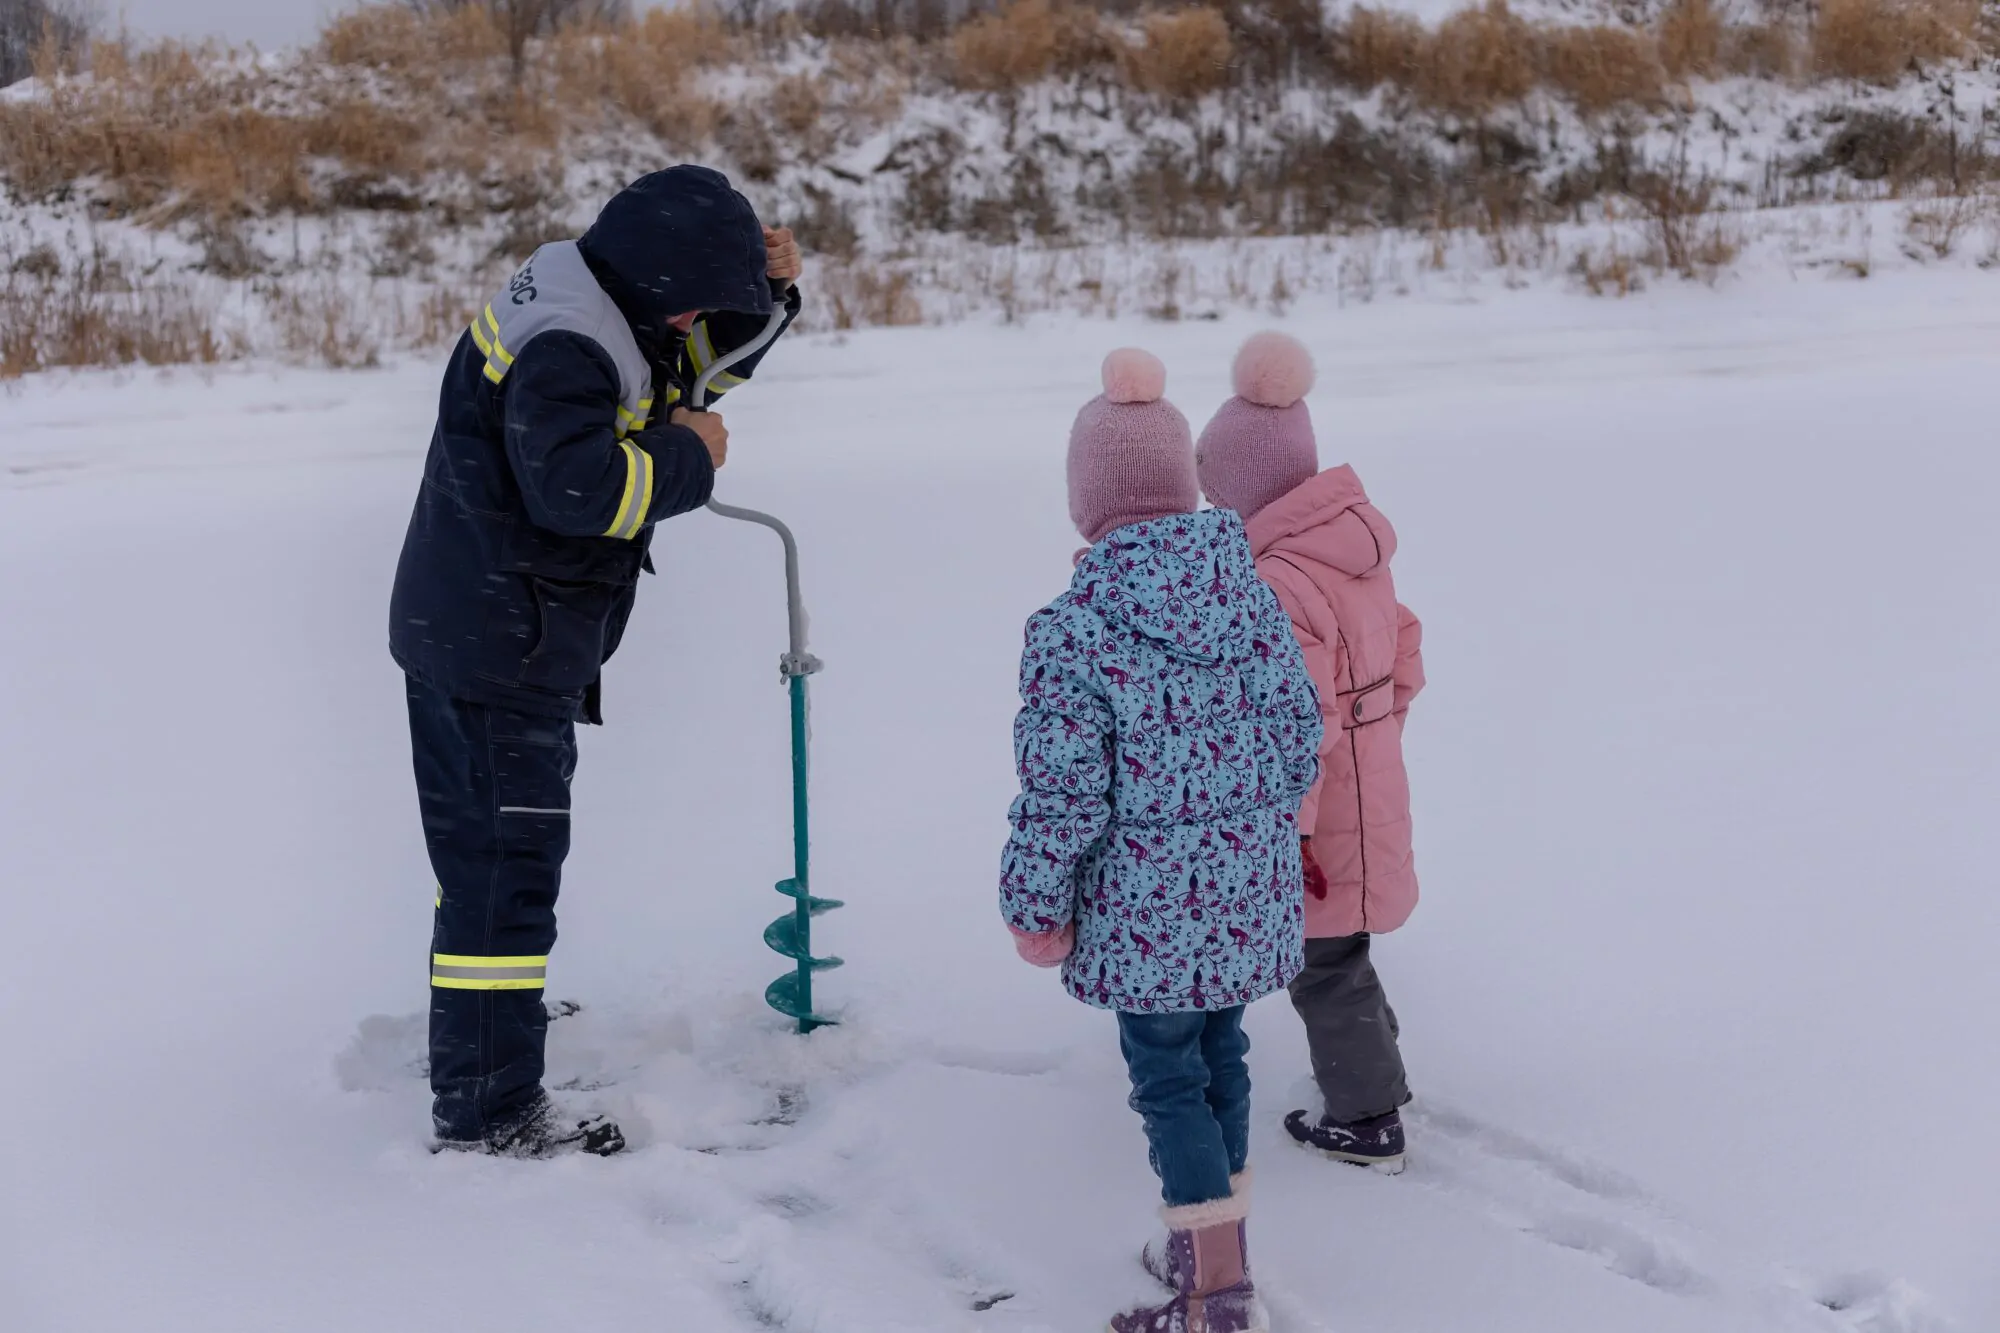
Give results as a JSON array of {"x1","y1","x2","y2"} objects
[
  {"x1": 817, "y1": 261, "x2": 925, "y2": 328},
  {"x1": 1125, "y1": 7, "x2": 1234, "y2": 101},
  {"x1": 1543, "y1": 23, "x2": 1666, "y2": 111},
  {"x1": 1335, "y1": 7, "x2": 1428, "y2": 89},
  {"x1": 1416, "y1": 1, "x2": 1539, "y2": 116},
  {"x1": 1721, "y1": 19, "x2": 1802, "y2": 77},
  {"x1": 0, "y1": 4, "x2": 733, "y2": 222},
  {"x1": 0, "y1": 246, "x2": 237, "y2": 377},
  {"x1": 1657, "y1": 0, "x2": 1722, "y2": 76},
  {"x1": 949, "y1": 0, "x2": 1062, "y2": 90},
  {"x1": 1812, "y1": 0, "x2": 1977, "y2": 82}
]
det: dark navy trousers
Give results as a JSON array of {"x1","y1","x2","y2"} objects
[{"x1": 405, "y1": 677, "x2": 576, "y2": 1142}]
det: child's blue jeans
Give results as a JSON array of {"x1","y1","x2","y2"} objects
[{"x1": 1116, "y1": 1006, "x2": 1251, "y2": 1207}]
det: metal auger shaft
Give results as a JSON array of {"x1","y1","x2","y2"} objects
[{"x1": 690, "y1": 291, "x2": 840, "y2": 1034}]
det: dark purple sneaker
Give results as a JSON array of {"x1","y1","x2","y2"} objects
[
  {"x1": 1284, "y1": 1106, "x2": 1406, "y2": 1173},
  {"x1": 1111, "y1": 1219, "x2": 1267, "y2": 1333}
]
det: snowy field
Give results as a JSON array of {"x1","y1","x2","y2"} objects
[{"x1": 3, "y1": 268, "x2": 1996, "y2": 1333}]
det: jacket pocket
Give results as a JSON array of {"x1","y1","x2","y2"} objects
[
  {"x1": 500, "y1": 521, "x2": 645, "y2": 586},
  {"x1": 520, "y1": 578, "x2": 615, "y2": 694}
]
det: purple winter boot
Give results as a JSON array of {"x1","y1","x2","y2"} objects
[
  {"x1": 1112, "y1": 1192, "x2": 1266, "y2": 1333},
  {"x1": 1142, "y1": 1171, "x2": 1252, "y2": 1288}
]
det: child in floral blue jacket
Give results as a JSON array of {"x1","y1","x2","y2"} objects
[{"x1": 1000, "y1": 350, "x2": 1323, "y2": 1333}]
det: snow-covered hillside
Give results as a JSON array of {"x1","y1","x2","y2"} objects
[
  {"x1": 7, "y1": 0, "x2": 2000, "y2": 373},
  {"x1": 2, "y1": 267, "x2": 1995, "y2": 1331}
]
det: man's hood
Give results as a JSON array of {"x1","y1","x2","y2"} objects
[{"x1": 576, "y1": 165, "x2": 773, "y2": 361}]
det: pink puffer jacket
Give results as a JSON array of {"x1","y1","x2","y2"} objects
[{"x1": 1244, "y1": 465, "x2": 1423, "y2": 938}]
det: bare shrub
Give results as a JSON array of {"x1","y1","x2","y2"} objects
[
  {"x1": 1812, "y1": 0, "x2": 1976, "y2": 83},
  {"x1": 1125, "y1": 6, "x2": 1233, "y2": 102},
  {"x1": 1, "y1": 0, "x2": 93, "y2": 87},
  {"x1": 1543, "y1": 25, "x2": 1666, "y2": 112},
  {"x1": 1657, "y1": 0, "x2": 1721, "y2": 76},
  {"x1": 1573, "y1": 242, "x2": 1644, "y2": 295},
  {"x1": 1633, "y1": 142, "x2": 1739, "y2": 279},
  {"x1": 321, "y1": 3, "x2": 503, "y2": 70},
  {"x1": 1903, "y1": 192, "x2": 1985, "y2": 257},
  {"x1": 0, "y1": 246, "x2": 237, "y2": 376},
  {"x1": 949, "y1": 0, "x2": 1059, "y2": 91},
  {"x1": 1721, "y1": 18, "x2": 1800, "y2": 76},
  {"x1": 1333, "y1": 6, "x2": 1426, "y2": 89},
  {"x1": 1218, "y1": 0, "x2": 1330, "y2": 83},
  {"x1": 408, "y1": 0, "x2": 630, "y2": 75},
  {"x1": 817, "y1": 261, "x2": 923, "y2": 329},
  {"x1": 264, "y1": 277, "x2": 383, "y2": 369},
  {"x1": 1049, "y1": 4, "x2": 1122, "y2": 77},
  {"x1": 1794, "y1": 106, "x2": 1991, "y2": 189},
  {"x1": 1416, "y1": 1, "x2": 1538, "y2": 117},
  {"x1": 551, "y1": 6, "x2": 728, "y2": 143}
]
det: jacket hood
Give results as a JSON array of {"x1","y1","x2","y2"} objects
[
  {"x1": 1070, "y1": 509, "x2": 1270, "y2": 664},
  {"x1": 577, "y1": 165, "x2": 774, "y2": 362},
  {"x1": 1244, "y1": 464, "x2": 1397, "y2": 579}
]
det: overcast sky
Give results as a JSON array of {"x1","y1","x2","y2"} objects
[{"x1": 109, "y1": 0, "x2": 374, "y2": 48}]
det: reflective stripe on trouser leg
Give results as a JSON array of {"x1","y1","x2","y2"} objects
[
  {"x1": 404, "y1": 676, "x2": 576, "y2": 1141},
  {"x1": 430, "y1": 954, "x2": 549, "y2": 990}
]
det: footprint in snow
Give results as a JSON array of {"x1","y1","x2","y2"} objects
[
  {"x1": 1811, "y1": 1272, "x2": 1960, "y2": 1333},
  {"x1": 1529, "y1": 1210, "x2": 1709, "y2": 1295}
]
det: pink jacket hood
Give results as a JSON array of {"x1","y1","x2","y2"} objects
[
  {"x1": 1246, "y1": 465, "x2": 1397, "y2": 580},
  {"x1": 1243, "y1": 465, "x2": 1424, "y2": 938}
]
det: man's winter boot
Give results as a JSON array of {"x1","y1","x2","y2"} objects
[
  {"x1": 1283, "y1": 1106, "x2": 1405, "y2": 1173},
  {"x1": 434, "y1": 1093, "x2": 626, "y2": 1160},
  {"x1": 1143, "y1": 1171, "x2": 1252, "y2": 1288},
  {"x1": 1112, "y1": 1193, "x2": 1266, "y2": 1333}
]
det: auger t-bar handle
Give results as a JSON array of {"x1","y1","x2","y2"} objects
[{"x1": 693, "y1": 291, "x2": 818, "y2": 679}]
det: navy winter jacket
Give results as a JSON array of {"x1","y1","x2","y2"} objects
[{"x1": 389, "y1": 166, "x2": 800, "y2": 721}]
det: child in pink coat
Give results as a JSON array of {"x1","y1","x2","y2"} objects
[{"x1": 1196, "y1": 332, "x2": 1426, "y2": 1172}]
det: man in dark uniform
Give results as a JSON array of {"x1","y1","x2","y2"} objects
[{"x1": 388, "y1": 166, "x2": 803, "y2": 1157}]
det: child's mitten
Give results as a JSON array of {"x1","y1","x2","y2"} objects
[
  {"x1": 1010, "y1": 923, "x2": 1076, "y2": 968},
  {"x1": 1301, "y1": 837, "x2": 1329, "y2": 900}
]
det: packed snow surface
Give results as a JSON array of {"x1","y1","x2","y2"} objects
[{"x1": 2, "y1": 268, "x2": 1996, "y2": 1332}]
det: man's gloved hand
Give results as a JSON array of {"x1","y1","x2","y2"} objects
[
  {"x1": 1301, "y1": 836, "x2": 1329, "y2": 901},
  {"x1": 764, "y1": 226, "x2": 803, "y2": 284},
  {"x1": 670, "y1": 407, "x2": 728, "y2": 470}
]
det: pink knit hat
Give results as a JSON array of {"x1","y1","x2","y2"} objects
[
  {"x1": 1195, "y1": 332, "x2": 1319, "y2": 521},
  {"x1": 1068, "y1": 349, "x2": 1199, "y2": 544}
]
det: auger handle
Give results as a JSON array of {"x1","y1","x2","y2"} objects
[{"x1": 693, "y1": 291, "x2": 815, "y2": 676}]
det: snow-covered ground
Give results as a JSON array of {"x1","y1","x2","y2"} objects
[{"x1": 3, "y1": 266, "x2": 1996, "y2": 1332}]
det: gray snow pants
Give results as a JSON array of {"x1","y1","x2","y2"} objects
[{"x1": 1288, "y1": 934, "x2": 1410, "y2": 1123}]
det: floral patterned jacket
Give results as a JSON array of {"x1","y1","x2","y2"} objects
[{"x1": 1000, "y1": 510, "x2": 1324, "y2": 1012}]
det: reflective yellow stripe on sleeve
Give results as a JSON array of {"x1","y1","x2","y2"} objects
[
  {"x1": 431, "y1": 953, "x2": 548, "y2": 991},
  {"x1": 614, "y1": 398, "x2": 658, "y2": 440},
  {"x1": 603, "y1": 441, "x2": 653, "y2": 541},
  {"x1": 483, "y1": 306, "x2": 514, "y2": 369},
  {"x1": 468, "y1": 316, "x2": 505, "y2": 384},
  {"x1": 687, "y1": 321, "x2": 717, "y2": 374}
]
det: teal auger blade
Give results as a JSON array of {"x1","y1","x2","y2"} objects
[
  {"x1": 774, "y1": 878, "x2": 844, "y2": 914},
  {"x1": 765, "y1": 973, "x2": 838, "y2": 1031},
  {"x1": 763, "y1": 915, "x2": 847, "y2": 969}
]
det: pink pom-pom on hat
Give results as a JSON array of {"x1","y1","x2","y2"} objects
[
  {"x1": 1102, "y1": 347, "x2": 1168, "y2": 404},
  {"x1": 1232, "y1": 331, "x2": 1315, "y2": 408},
  {"x1": 1196, "y1": 331, "x2": 1321, "y2": 520}
]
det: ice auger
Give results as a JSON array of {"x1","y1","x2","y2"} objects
[{"x1": 689, "y1": 293, "x2": 841, "y2": 1034}]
